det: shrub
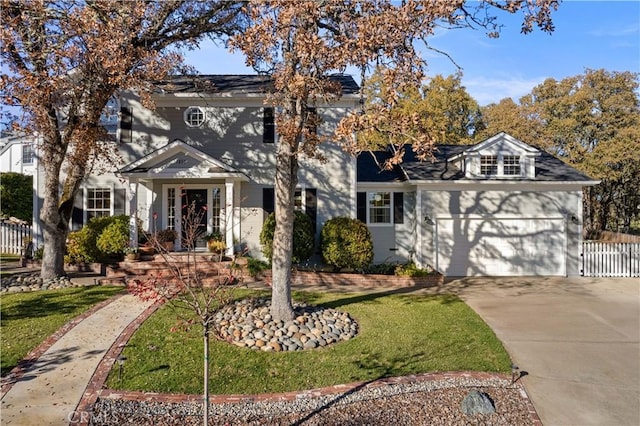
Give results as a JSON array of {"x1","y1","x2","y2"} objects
[
  {"x1": 0, "y1": 172, "x2": 33, "y2": 222},
  {"x1": 260, "y1": 211, "x2": 315, "y2": 263},
  {"x1": 96, "y1": 220, "x2": 129, "y2": 255},
  {"x1": 320, "y1": 217, "x2": 373, "y2": 271},
  {"x1": 394, "y1": 262, "x2": 433, "y2": 277},
  {"x1": 65, "y1": 215, "x2": 130, "y2": 263}
]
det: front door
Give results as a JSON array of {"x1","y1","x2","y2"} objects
[{"x1": 182, "y1": 189, "x2": 208, "y2": 249}]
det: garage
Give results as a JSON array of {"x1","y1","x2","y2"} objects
[{"x1": 435, "y1": 216, "x2": 566, "y2": 276}]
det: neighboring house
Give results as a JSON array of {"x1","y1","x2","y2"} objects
[
  {"x1": 32, "y1": 74, "x2": 598, "y2": 277},
  {"x1": 0, "y1": 132, "x2": 38, "y2": 176}
]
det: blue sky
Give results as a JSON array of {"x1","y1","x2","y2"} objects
[{"x1": 183, "y1": 1, "x2": 640, "y2": 106}]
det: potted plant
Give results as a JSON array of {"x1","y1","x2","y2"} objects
[
  {"x1": 202, "y1": 232, "x2": 225, "y2": 253},
  {"x1": 156, "y1": 229, "x2": 178, "y2": 251},
  {"x1": 124, "y1": 247, "x2": 139, "y2": 261}
]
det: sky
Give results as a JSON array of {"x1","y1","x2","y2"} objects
[{"x1": 182, "y1": 0, "x2": 640, "y2": 106}]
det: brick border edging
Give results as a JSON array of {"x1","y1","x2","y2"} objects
[
  {"x1": 73, "y1": 298, "x2": 164, "y2": 426},
  {"x1": 72, "y1": 291, "x2": 541, "y2": 426},
  {"x1": 93, "y1": 371, "x2": 542, "y2": 425},
  {"x1": 0, "y1": 293, "x2": 125, "y2": 398}
]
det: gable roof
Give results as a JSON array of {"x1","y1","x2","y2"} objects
[
  {"x1": 118, "y1": 139, "x2": 249, "y2": 181},
  {"x1": 460, "y1": 132, "x2": 540, "y2": 156},
  {"x1": 155, "y1": 74, "x2": 360, "y2": 96},
  {"x1": 358, "y1": 144, "x2": 596, "y2": 183}
]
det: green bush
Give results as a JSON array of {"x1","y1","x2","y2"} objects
[
  {"x1": 65, "y1": 215, "x2": 130, "y2": 263},
  {"x1": 394, "y1": 262, "x2": 433, "y2": 277},
  {"x1": 320, "y1": 217, "x2": 373, "y2": 271},
  {"x1": 96, "y1": 220, "x2": 130, "y2": 255},
  {"x1": 0, "y1": 172, "x2": 33, "y2": 222},
  {"x1": 260, "y1": 211, "x2": 315, "y2": 263}
]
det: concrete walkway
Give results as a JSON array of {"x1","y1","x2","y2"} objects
[
  {"x1": 1, "y1": 291, "x2": 152, "y2": 426},
  {"x1": 449, "y1": 276, "x2": 640, "y2": 426}
]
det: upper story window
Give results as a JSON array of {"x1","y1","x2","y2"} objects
[
  {"x1": 480, "y1": 155, "x2": 498, "y2": 175},
  {"x1": 22, "y1": 143, "x2": 34, "y2": 164},
  {"x1": 184, "y1": 106, "x2": 206, "y2": 127},
  {"x1": 263, "y1": 107, "x2": 275, "y2": 143},
  {"x1": 503, "y1": 155, "x2": 521, "y2": 175}
]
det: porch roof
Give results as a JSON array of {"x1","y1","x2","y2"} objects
[{"x1": 118, "y1": 139, "x2": 249, "y2": 181}]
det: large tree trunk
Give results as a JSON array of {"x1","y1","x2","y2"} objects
[
  {"x1": 39, "y1": 127, "x2": 68, "y2": 279},
  {"x1": 270, "y1": 139, "x2": 297, "y2": 322},
  {"x1": 39, "y1": 123, "x2": 88, "y2": 279}
]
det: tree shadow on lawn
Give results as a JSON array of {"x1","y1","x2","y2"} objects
[
  {"x1": 0, "y1": 287, "x2": 122, "y2": 321},
  {"x1": 295, "y1": 286, "x2": 460, "y2": 309}
]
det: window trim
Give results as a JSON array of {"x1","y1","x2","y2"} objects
[
  {"x1": 503, "y1": 155, "x2": 521, "y2": 176},
  {"x1": 478, "y1": 153, "x2": 524, "y2": 178},
  {"x1": 84, "y1": 187, "x2": 113, "y2": 222},
  {"x1": 22, "y1": 143, "x2": 34, "y2": 164},
  {"x1": 184, "y1": 106, "x2": 206, "y2": 128},
  {"x1": 367, "y1": 191, "x2": 393, "y2": 226}
]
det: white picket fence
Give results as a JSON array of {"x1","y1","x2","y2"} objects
[
  {"x1": 0, "y1": 222, "x2": 32, "y2": 255},
  {"x1": 582, "y1": 242, "x2": 640, "y2": 278}
]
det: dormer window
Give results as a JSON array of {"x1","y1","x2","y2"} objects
[
  {"x1": 184, "y1": 106, "x2": 206, "y2": 127},
  {"x1": 480, "y1": 155, "x2": 498, "y2": 175},
  {"x1": 454, "y1": 133, "x2": 539, "y2": 179},
  {"x1": 503, "y1": 155, "x2": 521, "y2": 175}
]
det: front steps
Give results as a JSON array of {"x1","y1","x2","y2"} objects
[{"x1": 102, "y1": 252, "x2": 236, "y2": 287}]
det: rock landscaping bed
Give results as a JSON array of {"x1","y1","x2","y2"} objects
[
  {"x1": 0, "y1": 272, "x2": 92, "y2": 293},
  {"x1": 90, "y1": 375, "x2": 540, "y2": 425},
  {"x1": 215, "y1": 298, "x2": 358, "y2": 351}
]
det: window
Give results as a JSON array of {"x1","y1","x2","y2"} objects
[
  {"x1": 503, "y1": 155, "x2": 521, "y2": 175},
  {"x1": 22, "y1": 144, "x2": 34, "y2": 164},
  {"x1": 263, "y1": 187, "x2": 317, "y2": 232},
  {"x1": 184, "y1": 106, "x2": 206, "y2": 127},
  {"x1": 167, "y1": 188, "x2": 176, "y2": 230},
  {"x1": 358, "y1": 192, "x2": 404, "y2": 225},
  {"x1": 305, "y1": 107, "x2": 317, "y2": 138},
  {"x1": 368, "y1": 192, "x2": 391, "y2": 224},
  {"x1": 480, "y1": 155, "x2": 498, "y2": 175},
  {"x1": 263, "y1": 107, "x2": 275, "y2": 143},
  {"x1": 87, "y1": 188, "x2": 111, "y2": 219},
  {"x1": 119, "y1": 106, "x2": 132, "y2": 144},
  {"x1": 211, "y1": 188, "x2": 221, "y2": 233}
]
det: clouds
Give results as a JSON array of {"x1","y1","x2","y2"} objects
[{"x1": 462, "y1": 75, "x2": 546, "y2": 106}]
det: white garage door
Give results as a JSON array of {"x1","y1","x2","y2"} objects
[{"x1": 436, "y1": 217, "x2": 566, "y2": 276}]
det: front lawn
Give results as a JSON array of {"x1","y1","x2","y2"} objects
[
  {"x1": 106, "y1": 289, "x2": 510, "y2": 394},
  {"x1": 0, "y1": 286, "x2": 124, "y2": 376}
]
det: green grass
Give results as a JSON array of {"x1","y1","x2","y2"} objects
[
  {"x1": 106, "y1": 289, "x2": 510, "y2": 395},
  {"x1": 0, "y1": 286, "x2": 125, "y2": 376}
]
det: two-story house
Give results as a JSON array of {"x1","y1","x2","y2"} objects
[{"x1": 32, "y1": 74, "x2": 598, "y2": 277}]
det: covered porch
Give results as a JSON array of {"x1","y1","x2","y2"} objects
[{"x1": 118, "y1": 139, "x2": 249, "y2": 254}]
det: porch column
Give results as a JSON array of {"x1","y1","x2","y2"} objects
[
  {"x1": 225, "y1": 181, "x2": 234, "y2": 256},
  {"x1": 415, "y1": 189, "x2": 424, "y2": 269},
  {"x1": 128, "y1": 178, "x2": 139, "y2": 247}
]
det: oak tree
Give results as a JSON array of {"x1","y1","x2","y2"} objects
[
  {"x1": 230, "y1": 0, "x2": 559, "y2": 321},
  {"x1": 0, "y1": 0, "x2": 243, "y2": 279}
]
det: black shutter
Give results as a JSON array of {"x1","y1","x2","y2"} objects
[
  {"x1": 120, "y1": 107, "x2": 132, "y2": 144},
  {"x1": 263, "y1": 188, "x2": 275, "y2": 215},
  {"x1": 263, "y1": 107, "x2": 275, "y2": 144},
  {"x1": 114, "y1": 189, "x2": 126, "y2": 216},
  {"x1": 72, "y1": 207, "x2": 84, "y2": 230},
  {"x1": 305, "y1": 188, "x2": 317, "y2": 233},
  {"x1": 357, "y1": 192, "x2": 367, "y2": 223},
  {"x1": 393, "y1": 192, "x2": 404, "y2": 224}
]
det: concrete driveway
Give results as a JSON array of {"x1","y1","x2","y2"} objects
[{"x1": 446, "y1": 276, "x2": 639, "y2": 426}]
